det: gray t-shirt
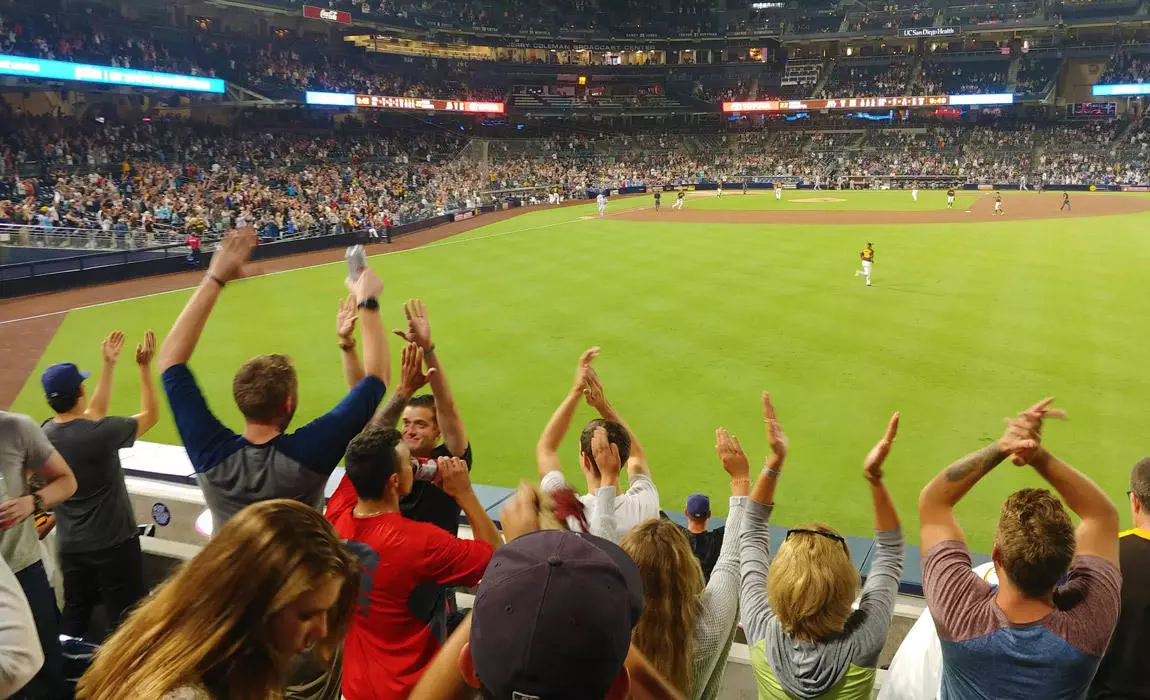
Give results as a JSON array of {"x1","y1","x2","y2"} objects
[
  {"x1": 0, "y1": 412, "x2": 55, "y2": 573},
  {"x1": 42, "y1": 416, "x2": 138, "y2": 554}
]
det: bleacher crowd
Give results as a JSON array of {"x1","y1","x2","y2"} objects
[
  {"x1": 2, "y1": 117, "x2": 1149, "y2": 250},
  {"x1": 2, "y1": 227, "x2": 1149, "y2": 700}
]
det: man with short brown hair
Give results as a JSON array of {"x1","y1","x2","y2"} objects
[
  {"x1": 159, "y1": 228, "x2": 392, "y2": 531},
  {"x1": 918, "y1": 399, "x2": 1121, "y2": 700}
]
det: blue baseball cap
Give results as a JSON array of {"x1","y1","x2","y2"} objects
[
  {"x1": 41, "y1": 363, "x2": 91, "y2": 399},
  {"x1": 686, "y1": 493, "x2": 711, "y2": 518}
]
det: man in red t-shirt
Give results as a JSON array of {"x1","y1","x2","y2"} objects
[{"x1": 326, "y1": 426, "x2": 503, "y2": 700}]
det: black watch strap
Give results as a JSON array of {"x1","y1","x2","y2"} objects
[
  {"x1": 357, "y1": 297, "x2": 380, "y2": 311},
  {"x1": 32, "y1": 493, "x2": 45, "y2": 512}
]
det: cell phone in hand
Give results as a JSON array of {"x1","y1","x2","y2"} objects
[{"x1": 345, "y1": 245, "x2": 368, "y2": 281}]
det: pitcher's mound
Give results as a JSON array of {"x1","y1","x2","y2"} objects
[{"x1": 792, "y1": 197, "x2": 847, "y2": 203}]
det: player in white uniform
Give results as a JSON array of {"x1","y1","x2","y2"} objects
[
  {"x1": 596, "y1": 192, "x2": 607, "y2": 216},
  {"x1": 716, "y1": 181, "x2": 723, "y2": 197},
  {"x1": 911, "y1": 181, "x2": 919, "y2": 202},
  {"x1": 774, "y1": 183, "x2": 782, "y2": 200},
  {"x1": 673, "y1": 190, "x2": 685, "y2": 209},
  {"x1": 993, "y1": 192, "x2": 1003, "y2": 216}
]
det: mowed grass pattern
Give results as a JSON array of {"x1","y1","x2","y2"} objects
[{"x1": 11, "y1": 194, "x2": 1150, "y2": 550}]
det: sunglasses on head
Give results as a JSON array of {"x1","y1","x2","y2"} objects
[{"x1": 785, "y1": 528, "x2": 849, "y2": 554}]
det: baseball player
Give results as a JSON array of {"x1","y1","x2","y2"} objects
[
  {"x1": 596, "y1": 192, "x2": 607, "y2": 216},
  {"x1": 1019, "y1": 174, "x2": 1028, "y2": 191},
  {"x1": 653, "y1": 191, "x2": 661, "y2": 211},
  {"x1": 1060, "y1": 192, "x2": 1071, "y2": 212},
  {"x1": 716, "y1": 181, "x2": 723, "y2": 198},
  {"x1": 911, "y1": 181, "x2": 919, "y2": 203},
  {"x1": 946, "y1": 187, "x2": 956, "y2": 209},
  {"x1": 774, "y1": 182, "x2": 783, "y2": 201},
  {"x1": 993, "y1": 192, "x2": 1003, "y2": 216},
  {"x1": 673, "y1": 190, "x2": 685, "y2": 210},
  {"x1": 854, "y1": 242, "x2": 875, "y2": 287}
]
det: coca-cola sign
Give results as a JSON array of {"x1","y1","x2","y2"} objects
[{"x1": 303, "y1": 5, "x2": 352, "y2": 24}]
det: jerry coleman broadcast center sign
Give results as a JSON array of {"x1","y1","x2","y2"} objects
[{"x1": 303, "y1": 5, "x2": 352, "y2": 24}]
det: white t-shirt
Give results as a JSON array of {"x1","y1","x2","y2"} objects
[
  {"x1": 0, "y1": 556, "x2": 43, "y2": 698},
  {"x1": 540, "y1": 470, "x2": 660, "y2": 540}
]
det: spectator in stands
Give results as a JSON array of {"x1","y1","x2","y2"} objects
[
  {"x1": 740, "y1": 393, "x2": 904, "y2": 699},
  {"x1": 537, "y1": 349, "x2": 659, "y2": 538},
  {"x1": 0, "y1": 556, "x2": 43, "y2": 698},
  {"x1": 371, "y1": 300, "x2": 471, "y2": 535},
  {"x1": 40, "y1": 330, "x2": 159, "y2": 640},
  {"x1": 0, "y1": 410, "x2": 77, "y2": 700},
  {"x1": 367, "y1": 300, "x2": 472, "y2": 639},
  {"x1": 157, "y1": 228, "x2": 390, "y2": 532},
  {"x1": 324, "y1": 426, "x2": 502, "y2": 700},
  {"x1": 76, "y1": 499, "x2": 358, "y2": 700},
  {"x1": 617, "y1": 427, "x2": 749, "y2": 699},
  {"x1": 918, "y1": 399, "x2": 1121, "y2": 699},
  {"x1": 1087, "y1": 456, "x2": 1150, "y2": 699},
  {"x1": 680, "y1": 492, "x2": 724, "y2": 581},
  {"x1": 465, "y1": 528, "x2": 645, "y2": 699}
]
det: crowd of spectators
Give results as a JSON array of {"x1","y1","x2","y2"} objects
[
  {"x1": 920, "y1": 59, "x2": 1011, "y2": 94},
  {"x1": 1101, "y1": 50, "x2": 1150, "y2": 84},
  {"x1": 822, "y1": 59, "x2": 913, "y2": 99},
  {"x1": 0, "y1": 119, "x2": 486, "y2": 247},
  {"x1": 3, "y1": 235, "x2": 1149, "y2": 700},
  {"x1": 1, "y1": 117, "x2": 1148, "y2": 251}
]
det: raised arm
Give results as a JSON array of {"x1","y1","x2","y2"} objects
[
  {"x1": 583, "y1": 365, "x2": 648, "y2": 478},
  {"x1": 394, "y1": 300, "x2": 467, "y2": 455},
  {"x1": 537, "y1": 347, "x2": 597, "y2": 479},
  {"x1": 84, "y1": 331, "x2": 124, "y2": 421},
  {"x1": 336, "y1": 295, "x2": 364, "y2": 390},
  {"x1": 132, "y1": 330, "x2": 159, "y2": 437},
  {"x1": 441, "y1": 457, "x2": 502, "y2": 551},
  {"x1": 918, "y1": 398, "x2": 1058, "y2": 552},
  {"x1": 864, "y1": 412, "x2": 901, "y2": 533},
  {"x1": 1010, "y1": 401, "x2": 1119, "y2": 565},
  {"x1": 349, "y1": 267, "x2": 389, "y2": 386},
  {"x1": 854, "y1": 412, "x2": 906, "y2": 658},
  {"x1": 158, "y1": 227, "x2": 256, "y2": 372},
  {"x1": 1030, "y1": 448, "x2": 1120, "y2": 566},
  {"x1": 740, "y1": 392, "x2": 787, "y2": 643},
  {"x1": 590, "y1": 426, "x2": 622, "y2": 541}
]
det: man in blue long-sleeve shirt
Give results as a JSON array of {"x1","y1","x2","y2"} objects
[{"x1": 158, "y1": 228, "x2": 392, "y2": 532}]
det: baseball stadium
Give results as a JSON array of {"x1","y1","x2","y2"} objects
[{"x1": 1, "y1": 1, "x2": 1150, "y2": 699}]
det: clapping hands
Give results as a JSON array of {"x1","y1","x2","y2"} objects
[
  {"x1": 863, "y1": 413, "x2": 899, "y2": 484},
  {"x1": 999, "y1": 398, "x2": 1067, "y2": 466},
  {"x1": 715, "y1": 428, "x2": 750, "y2": 481},
  {"x1": 762, "y1": 392, "x2": 788, "y2": 468},
  {"x1": 102, "y1": 331, "x2": 125, "y2": 365}
]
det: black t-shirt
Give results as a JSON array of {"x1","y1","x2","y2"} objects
[
  {"x1": 664, "y1": 512, "x2": 724, "y2": 582},
  {"x1": 41, "y1": 417, "x2": 138, "y2": 554},
  {"x1": 400, "y1": 442, "x2": 472, "y2": 536},
  {"x1": 400, "y1": 442, "x2": 473, "y2": 630},
  {"x1": 1088, "y1": 529, "x2": 1150, "y2": 700},
  {"x1": 687, "y1": 527, "x2": 725, "y2": 582}
]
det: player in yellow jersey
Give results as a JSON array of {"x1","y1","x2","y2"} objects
[{"x1": 855, "y1": 242, "x2": 875, "y2": 287}]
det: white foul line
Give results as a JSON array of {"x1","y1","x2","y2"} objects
[{"x1": 0, "y1": 205, "x2": 641, "y2": 326}]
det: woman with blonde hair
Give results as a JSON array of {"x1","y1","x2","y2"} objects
[
  {"x1": 618, "y1": 426, "x2": 751, "y2": 699},
  {"x1": 740, "y1": 393, "x2": 905, "y2": 700},
  {"x1": 77, "y1": 499, "x2": 359, "y2": 700}
]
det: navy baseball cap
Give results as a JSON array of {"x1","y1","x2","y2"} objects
[
  {"x1": 41, "y1": 363, "x2": 91, "y2": 399},
  {"x1": 471, "y1": 529, "x2": 642, "y2": 700},
  {"x1": 686, "y1": 493, "x2": 711, "y2": 518}
]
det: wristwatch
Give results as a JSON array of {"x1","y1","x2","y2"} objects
[
  {"x1": 31, "y1": 493, "x2": 45, "y2": 513},
  {"x1": 357, "y1": 297, "x2": 380, "y2": 311}
]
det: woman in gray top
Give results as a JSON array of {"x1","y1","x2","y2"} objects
[
  {"x1": 739, "y1": 394, "x2": 905, "y2": 700},
  {"x1": 612, "y1": 427, "x2": 750, "y2": 700}
]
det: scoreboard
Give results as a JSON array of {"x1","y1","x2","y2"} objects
[{"x1": 1067, "y1": 102, "x2": 1117, "y2": 118}]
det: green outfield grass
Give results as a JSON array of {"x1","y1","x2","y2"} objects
[
  {"x1": 11, "y1": 195, "x2": 1150, "y2": 550},
  {"x1": 682, "y1": 188, "x2": 981, "y2": 211}
]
